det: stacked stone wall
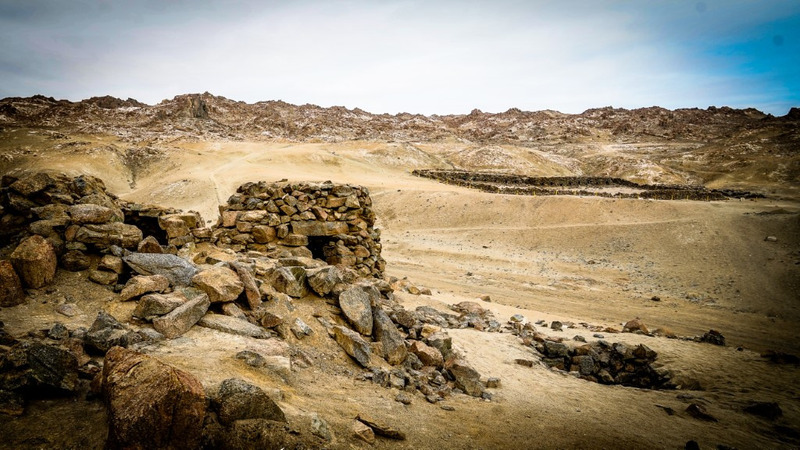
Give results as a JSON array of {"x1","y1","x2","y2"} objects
[
  {"x1": 413, "y1": 169, "x2": 762, "y2": 200},
  {"x1": 212, "y1": 181, "x2": 385, "y2": 277}
]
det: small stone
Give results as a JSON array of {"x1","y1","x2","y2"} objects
[
  {"x1": 515, "y1": 359, "x2": 534, "y2": 367},
  {"x1": 510, "y1": 314, "x2": 525, "y2": 323},
  {"x1": 479, "y1": 294, "x2": 491, "y2": 302},
  {"x1": 137, "y1": 236, "x2": 163, "y2": 253},
  {"x1": 700, "y1": 329, "x2": 726, "y2": 346},
  {"x1": 445, "y1": 358, "x2": 485, "y2": 397},
  {"x1": 235, "y1": 350, "x2": 267, "y2": 368},
  {"x1": 60, "y1": 250, "x2": 91, "y2": 271},
  {"x1": 89, "y1": 269, "x2": 118, "y2": 286},
  {"x1": 99, "y1": 255, "x2": 124, "y2": 274},
  {"x1": 310, "y1": 413, "x2": 331, "y2": 441},
  {"x1": 395, "y1": 392, "x2": 413, "y2": 405},
  {"x1": 622, "y1": 318, "x2": 649, "y2": 334},
  {"x1": 764, "y1": 236, "x2": 778, "y2": 242},
  {"x1": 550, "y1": 321, "x2": 563, "y2": 331},
  {"x1": 119, "y1": 275, "x2": 171, "y2": 301},
  {"x1": 440, "y1": 405, "x2": 455, "y2": 411},
  {"x1": 353, "y1": 419, "x2": 375, "y2": 444},
  {"x1": 486, "y1": 377, "x2": 501, "y2": 388},
  {"x1": 55, "y1": 303, "x2": 80, "y2": 317},
  {"x1": 290, "y1": 318, "x2": 313, "y2": 339},
  {"x1": 48, "y1": 322, "x2": 69, "y2": 340},
  {"x1": 409, "y1": 340, "x2": 444, "y2": 368},
  {"x1": 686, "y1": 403, "x2": 718, "y2": 422},
  {"x1": 573, "y1": 335, "x2": 586, "y2": 342}
]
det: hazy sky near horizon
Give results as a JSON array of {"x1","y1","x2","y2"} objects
[{"x1": 0, "y1": 0, "x2": 798, "y2": 115}]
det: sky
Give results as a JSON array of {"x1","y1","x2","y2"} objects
[{"x1": 0, "y1": 0, "x2": 798, "y2": 115}]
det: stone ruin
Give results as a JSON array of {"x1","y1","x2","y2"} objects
[
  {"x1": 211, "y1": 180, "x2": 385, "y2": 278},
  {"x1": 0, "y1": 170, "x2": 493, "y2": 447}
]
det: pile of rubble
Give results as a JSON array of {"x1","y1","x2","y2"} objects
[{"x1": 0, "y1": 170, "x2": 492, "y2": 446}]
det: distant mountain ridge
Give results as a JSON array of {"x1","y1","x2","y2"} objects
[{"x1": 0, "y1": 92, "x2": 796, "y2": 145}]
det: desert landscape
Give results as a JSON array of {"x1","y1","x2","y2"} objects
[{"x1": 0, "y1": 93, "x2": 799, "y2": 449}]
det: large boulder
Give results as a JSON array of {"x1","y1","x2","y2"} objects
[
  {"x1": 212, "y1": 378, "x2": 286, "y2": 426},
  {"x1": 0, "y1": 260, "x2": 25, "y2": 307},
  {"x1": 102, "y1": 347, "x2": 206, "y2": 450},
  {"x1": 333, "y1": 325, "x2": 372, "y2": 368},
  {"x1": 123, "y1": 252, "x2": 198, "y2": 286},
  {"x1": 119, "y1": 274, "x2": 171, "y2": 301},
  {"x1": 338, "y1": 287, "x2": 373, "y2": 335},
  {"x1": 75, "y1": 222, "x2": 142, "y2": 249},
  {"x1": 192, "y1": 266, "x2": 244, "y2": 303},
  {"x1": 10, "y1": 235, "x2": 57, "y2": 288},
  {"x1": 152, "y1": 293, "x2": 210, "y2": 338},
  {"x1": 372, "y1": 306, "x2": 407, "y2": 365}
]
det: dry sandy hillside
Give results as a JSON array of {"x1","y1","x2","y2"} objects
[{"x1": 1, "y1": 95, "x2": 799, "y2": 449}]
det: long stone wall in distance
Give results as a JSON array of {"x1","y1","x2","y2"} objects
[
  {"x1": 412, "y1": 169, "x2": 763, "y2": 201},
  {"x1": 212, "y1": 181, "x2": 385, "y2": 277}
]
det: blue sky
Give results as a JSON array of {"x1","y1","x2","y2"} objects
[{"x1": 0, "y1": 0, "x2": 797, "y2": 115}]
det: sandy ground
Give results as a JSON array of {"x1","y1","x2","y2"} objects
[{"x1": 2, "y1": 138, "x2": 799, "y2": 449}]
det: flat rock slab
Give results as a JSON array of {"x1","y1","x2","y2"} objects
[
  {"x1": 133, "y1": 292, "x2": 188, "y2": 320},
  {"x1": 356, "y1": 413, "x2": 406, "y2": 440},
  {"x1": 198, "y1": 313, "x2": 270, "y2": 339},
  {"x1": 123, "y1": 252, "x2": 198, "y2": 286},
  {"x1": 119, "y1": 275, "x2": 171, "y2": 301},
  {"x1": 339, "y1": 287, "x2": 373, "y2": 335},
  {"x1": 333, "y1": 325, "x2": 372, "y2": 368},
  {"x1": 153, "y1": 294, "x2": 210, "y2": 339}
]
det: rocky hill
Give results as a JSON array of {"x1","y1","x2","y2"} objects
[{"x1": 1, "y1": 93, "x2": 797, "y2": 197}]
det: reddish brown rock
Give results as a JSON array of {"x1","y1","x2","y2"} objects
[
  {"x1": 10, "y1": 235, "x2": 57, "y2": 288},
  {"x1": 0, "y1": 260, "x2": 25, "y2": 307},
  {"x1": 622, "y1": 318, "x2": 649, "y2": 334},
  {"x1": 192, "y1": 266, "x2": 244, "y2": 303},
  {"x1": 409, "y1": 340, "x2": 444, "y2": 368},
  {"x1": 102, "y1": 347, "x2": 206, "y2": 450}
]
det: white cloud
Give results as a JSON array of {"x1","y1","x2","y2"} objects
[{"x1": 0, "y1": 0, "x2": 797, "y2": 114}]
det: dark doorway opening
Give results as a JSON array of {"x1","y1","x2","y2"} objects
[
  {"x1": 307, "y1": 236, "x2": 335, "y2": 263},
  {"x1": 123, "y1": 214, "x2": 168, "y2": 245}
]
